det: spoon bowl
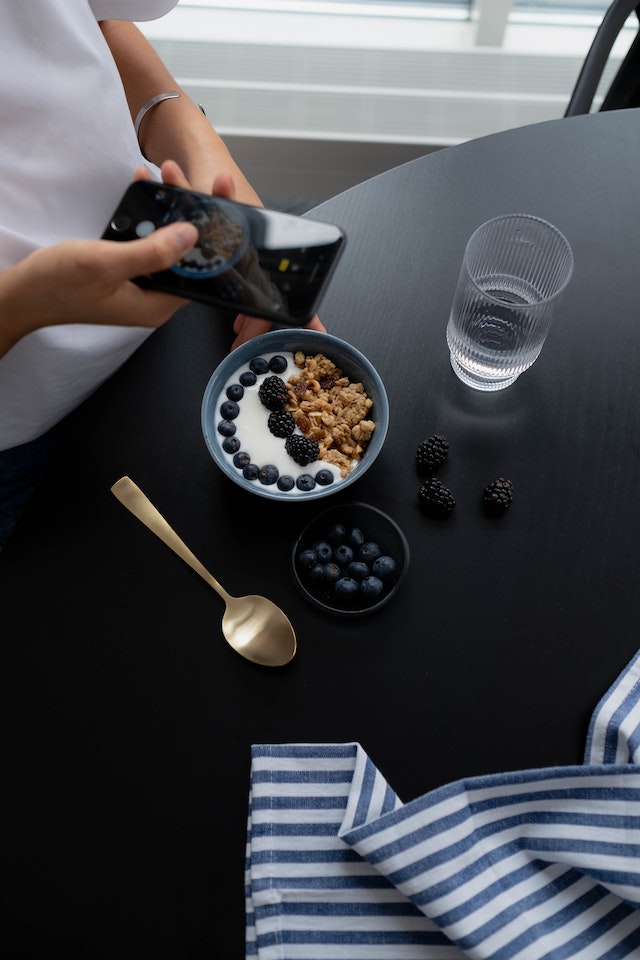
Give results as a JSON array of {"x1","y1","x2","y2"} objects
[{"x1": 110, "y1": 476, "x2": 296, "y2": 667}]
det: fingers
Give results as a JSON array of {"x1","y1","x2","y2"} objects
[
  {"x1": 106, "y1": 221, "x2": 198, "y2": 281},
  {"x1": 305, "y1": 315, "x2": 327, "y2": 334},
  {"x1": 231, "y1": 314, "x2": 272, "y2": 349},
  {"x1": 158, "y1": 159, "x2": 191, "y2": 190},
  {"x1": 230, "y1": 313, "x2": 327, "y2": 351},
  {"x1": 211, "y1": 171, "x2": 236, "y2": 200},
  {"x1": 133, "y1": 165, "x2": 152, "y2": 182},
  {"x1": 134, "y1": 160, "x2": 242, "y2": 202}
]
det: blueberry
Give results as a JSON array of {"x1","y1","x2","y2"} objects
[
  {"x1": 334, "y1": 577, "x2": 360, "y2": 599},
  {"x1": 297, "y1": 548, "x2": 317, "y2": 569},
  {"x1": 327, "y1": 523, "x2": 347, "y2": 545},
  {"x1": 359, "y1": 541, "x2": 382, "y2": 563},
  {"x1": 313, "y1": 541, "x2": 333, "y2": 563},
  {"x1": 348, "y1": 527, "x2": 365, "y2": 549},
  {"x1": 347, "y1": 561, "x2": 369, "y2": 582},
  {"x1": 249, "y1": 357, "x2": 269, "y2": 375},
  {"x1": 334, "y1": 544, "x2": 354, "y2": 565},
  {"x1": 226, "y1": 383, "x2": 244, "y2": 402},
  {"x1": 217, "y1": 420, "x2": 236, "y2": 437},
  {"x1": 258, "y1": 464, "x2": 279, "y2": 485},
  {"x1": 277, "y1": 475, "x2": 295, "y2": 492},
  {"x1": 269, "y1": 355, "x2": 288, "y2": 373},
  {"x1": 233, "y1": 451, "x2": 251, "y2": 468},
  {"x1": 296, "y1": 474, "x2": 316, "y2": 492},
  {"x1": 323, "y1": 562, "x2": 342, "y2": 583},
  {"x1": 315, "y1": 469, "x2": 334, "y2": 486},
  {"x1": 308, "y1": 563, "x2": 325, "y2": 583},
  {"x1": 360, "y1": 575, "x2": 384, "y2": 598},
  {"x1": 242, "y1": 463, "x2": 260, "y2": 481},
  {"x1": 372, "y1": 555, "x2": 397, "y2": 579},
  {"x1": 222, "y1": 436, "x2": 241, "y2": 454},
  {"x1": 220, "y1": 400, "x2": 240, "y2": 420},
  {"x1": 239, "y1": 370, "x2": 257, "y2": 387}
]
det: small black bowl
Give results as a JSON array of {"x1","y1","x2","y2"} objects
[{"x1": 292, "y1": 502, "x2": 409, "y2": 616}]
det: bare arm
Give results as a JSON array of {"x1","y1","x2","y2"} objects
[
  {"x1": 101, "y1": 20, "x2": 325, "y2": 348},
  {"x1": 99, "y1": 19, "x2": 262, "y2": 204}
]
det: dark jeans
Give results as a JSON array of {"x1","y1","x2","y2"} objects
[{"x1": 0, "y1": 414, "x2": 76, "y2": 552}]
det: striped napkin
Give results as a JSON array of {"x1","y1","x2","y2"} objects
[{"x1": 245, "y1": 648, "x2": 640, "y2": 959}]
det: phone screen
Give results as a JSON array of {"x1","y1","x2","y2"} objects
[{"x1": 102, "y1": 182, "x2": 346, "y2": 324}]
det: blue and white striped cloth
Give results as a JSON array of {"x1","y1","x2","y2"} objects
[{"x1": 245, "y1": 648, "x2": 640, "y2": 958}]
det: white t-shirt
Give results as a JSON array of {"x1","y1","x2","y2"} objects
[{"x1": 0, "y1": 0, "x2": 180, "y2": 450}]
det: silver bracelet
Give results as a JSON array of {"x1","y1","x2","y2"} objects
[{"x1": 134, "y1": 92, "x2": 180, "y2": 157}]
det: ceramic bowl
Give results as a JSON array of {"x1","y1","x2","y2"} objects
[
  {"x1": 201, "y1": 328, "x2": 388, "y2": 502},
  {"x1": 291, "y1": 501, "x2": 409, "y2": 615}
]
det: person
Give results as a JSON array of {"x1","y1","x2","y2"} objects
[{"x1": 0, "y1": 2, "x2": 324, "y2": 552}]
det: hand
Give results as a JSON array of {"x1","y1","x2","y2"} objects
[
  {"x1": 135, "y1": 161, "x2": 328, "y2": 350},
  {"x1": 0, "y1": 220, "x2": 198, "y2": 351},
  {"x1": 230, "y1": 312, "x2": 326, "y2": 350}
]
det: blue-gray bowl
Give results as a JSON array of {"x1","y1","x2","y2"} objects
[{"x1": 201, "y1": 328, "x2": 389, "y2": 502}]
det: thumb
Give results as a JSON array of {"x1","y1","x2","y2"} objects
[{"x1": 113, "y1": 221, "x2": 199, "y2": 280}]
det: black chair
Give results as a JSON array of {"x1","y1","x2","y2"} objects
[{"x1": 565, "y1": 0, "x2": 640, "y2": 116}]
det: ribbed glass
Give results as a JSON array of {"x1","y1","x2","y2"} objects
[{"x1": 446, "y1": 214, "x2": 573, "y2": 391}]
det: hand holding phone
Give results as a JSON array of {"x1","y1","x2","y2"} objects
[{"x1": 102, "y1": 181, "x2": 346, "y2": 326}]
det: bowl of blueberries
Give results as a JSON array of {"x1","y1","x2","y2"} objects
[
  {"x1": 291, "y1": 501, "x2": 409, "y2": 615},
  {"x1": 201, "y1": 328, "x2": 388, "y2": 502}
]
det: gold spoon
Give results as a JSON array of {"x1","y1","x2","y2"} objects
[{"x1": 110, "y1": 476, "x2": 296, "y2": 667}]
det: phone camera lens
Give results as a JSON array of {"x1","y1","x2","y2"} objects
[
  {"x1": 135, "y1": 220, "x2": 156, "y2": 238},
  {"x1": 110, "y1": 215, "x2": 132, "y2": 233}
]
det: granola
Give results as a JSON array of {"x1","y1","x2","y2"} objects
[{"x1": 285, "y1": 351, "x2": 375, "y2": 477}]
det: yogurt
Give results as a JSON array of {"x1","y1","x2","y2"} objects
[{"x1": 215, "y1": 351, "x2": 345, "y2": 495}]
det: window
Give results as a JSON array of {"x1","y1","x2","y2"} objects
[{"x1": 141, "y1": 1, "x2": 632, "y2": 148}]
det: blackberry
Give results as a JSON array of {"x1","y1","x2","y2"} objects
[
  {"x1": 268, "y1": 410, "x2": 296, "y2": 438},
  {"x1": 285, "y1": 434, "x2": 320, "y2": 466},
  {"x1": 419, "y1": 478, "x2": 456, "y2": 517},
  {"x1": 482, "y1": 477, "x2": 513, "y2": 515},
  {"x1": 258, "y1": 375, "x2": 288, "y2": 411},
  {"x1": 415, "y1": 434, "x2": 449, "y2": 477}
]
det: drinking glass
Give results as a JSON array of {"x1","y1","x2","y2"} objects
[{"x1": 446, "y1": 214, "x2": 574, "y2": 391}]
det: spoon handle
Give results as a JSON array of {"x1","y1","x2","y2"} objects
[{"x1": 111, "y1": 476, "x2": 231, "y2": 602}]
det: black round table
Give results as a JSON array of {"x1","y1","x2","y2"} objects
[{"x1": 2, "y1": 109, "x2": 640, "y2": 959}]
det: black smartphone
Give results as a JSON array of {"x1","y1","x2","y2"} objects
[{"x1": 102, "y1": 181, "x2": 346, "y2": 325}]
